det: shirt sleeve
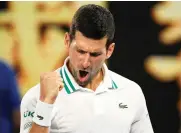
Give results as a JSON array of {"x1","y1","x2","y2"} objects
[
  {"x1": 130, "y1": 84, "x2": 154, "y2": 133},
  {"x1": 20, "y1": 88, "x2": 37, "y2": 133}
]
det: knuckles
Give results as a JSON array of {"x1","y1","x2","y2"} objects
[{"x1": 40, "y1": 72, "x2": 61, "y2": 80}]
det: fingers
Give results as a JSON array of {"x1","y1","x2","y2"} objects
[
  {"x1": 40, "y1": 71, "x2": 64, "y2": 104},
  {"x1": 41, "y1": 72, "x2": 64, "y2": 91},
  {"x1": 56, "y1": 78, "x2": 64, "y2": 91},
  {"x1": 59, "y1": 83, "x2": 64, "y2": 91}
]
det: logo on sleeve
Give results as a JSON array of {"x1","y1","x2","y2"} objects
[
  {"x1": 24, "y1": 111, "x2": 35, "y2": 118},
  {"x1": 24, "y1": 122, "x2": 32, "y2": 130},
  {"x1": 37, "y1": 115, "x2": 44, "y2": 120}
]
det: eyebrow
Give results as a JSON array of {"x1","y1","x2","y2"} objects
[
  {"x1": 75, "y1": 45, "x2": 102, "y2": 54},
  {"x1": 75, "y1": 45, "x2": 103, "y2": 54}
]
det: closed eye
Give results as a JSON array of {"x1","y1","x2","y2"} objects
[
  {"x1": 90, "y1": 52, "x2": 101, "y2": 57},
  {"x1": 77, "y1": 48, "x2": 101, "y2": 57},
  {"x1": 77, "y1": 49, "x2": 86, "y2": 54}
]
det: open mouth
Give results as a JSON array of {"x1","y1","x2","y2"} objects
[
  {"x1": 79, "y1": 70, "x2": 89, "y2": 82},
  {"x1": 79, "y1": 70, "x2": 88, "y2": 77}
]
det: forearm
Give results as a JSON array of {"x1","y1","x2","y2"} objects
[
  {"x1": 29, "y1": 123, "x2": 49, "y2": 133},
  {"x1": 29, "y1": 101, "x2": 53, "y2": 133},
  {"x1": 20, "y1": 72, "x2": 62, "y2": 133}
]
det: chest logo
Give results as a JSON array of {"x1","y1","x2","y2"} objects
[{"x1": 119, "y1": 103, "x2": 128, "y2": 109}]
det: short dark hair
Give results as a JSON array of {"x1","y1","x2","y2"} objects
[{"x1": 69, "y1": 4, "x2": 115, "y2": 49}]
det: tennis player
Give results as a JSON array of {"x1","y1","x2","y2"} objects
[{"x1": 20, "y1": 4, "x2": 154, "y2": 133}]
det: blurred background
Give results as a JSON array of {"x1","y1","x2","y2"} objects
[{"x1": 0, "y1": 1, "x2": 180, "y2": 133}]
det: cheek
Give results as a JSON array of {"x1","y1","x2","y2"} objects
[
  {"x1": 92, "y1": 56, "x2": 105, "y2": 68},
  {"x1": 69, "y1": 49, "x2": 76, "y2": 59},
  {"x1": 70, "y1": 51, "x2": 81, "y2": 66}
]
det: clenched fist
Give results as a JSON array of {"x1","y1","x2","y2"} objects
[{"x1": 40, "y1": 72, "x2": 64, "y2": 104}]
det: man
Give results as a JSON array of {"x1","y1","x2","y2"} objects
[
  {"x1": 0, "y1": 60, "x2": 21, "y2": 133},
  {"x1": 20, "y1": 4, "x2": 154, "y2": 133}
]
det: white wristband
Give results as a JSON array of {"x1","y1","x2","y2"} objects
[{"x1": 33, "y1": 100, "x2": 54, "y2": 127}]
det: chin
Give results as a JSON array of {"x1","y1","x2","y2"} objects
[
  {"x1": 78, "y1": 80, "x2": 88, "y2": 87},
  {"x1": 79, "y1": 82, "x2": 87, "y2": 87}
]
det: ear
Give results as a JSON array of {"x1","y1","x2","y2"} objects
[
  {"x1": 106, "y1": 43, "x2": 115, "y2": 59},
  {"x1": 64, "y1": 32, "x2": 71, "y2": 49}
]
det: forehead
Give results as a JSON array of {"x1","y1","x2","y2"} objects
[{"x1": 72, "y1": 31, "x2": 107, "y2": 52}]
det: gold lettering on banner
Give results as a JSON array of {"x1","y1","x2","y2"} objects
[{"x1": 145, "y1": 1, "x2": 181, "y2": 114}]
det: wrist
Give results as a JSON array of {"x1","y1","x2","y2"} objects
[{"x1": 33, "y1": 100, "x2": 54, "y2": 127}]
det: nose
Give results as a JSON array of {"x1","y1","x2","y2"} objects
[{"x1": 82, "y1": 53, "x2": 91, "y2": 69}]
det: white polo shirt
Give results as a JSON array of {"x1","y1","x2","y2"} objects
[{"x1": 20, "y1": 57, "x2": 154, "y2": 133}]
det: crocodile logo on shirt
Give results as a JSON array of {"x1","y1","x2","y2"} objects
[{"x1": 119, "y1": 103, "x2": 128, "y2": 109}]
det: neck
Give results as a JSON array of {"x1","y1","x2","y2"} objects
[{"x1": 85, "y1": 68, "x2": 103, "y2": 91}]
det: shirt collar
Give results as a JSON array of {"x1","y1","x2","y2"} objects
[{"x1": 60, "y1": 57, "x2": 118, "y2": 94}]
